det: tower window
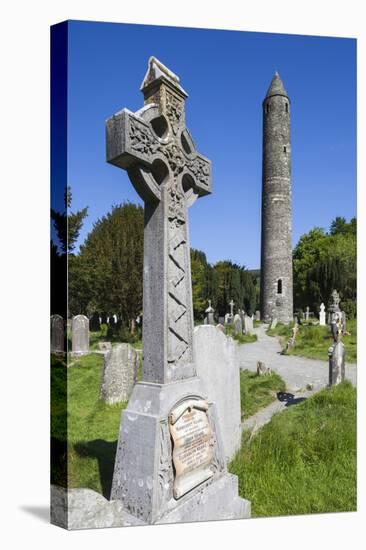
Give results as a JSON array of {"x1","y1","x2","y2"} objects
[
  {"x1": 266, "y1": 103, "x2": 269, "y2": 114},
  {"x1": 285, "y1": 103, "x2": 288, "y2": 113},
  {"x1": 283, "y1": 146, "x2": 287, "y2": 153},
  {"x1": 277, "y1": 279, "x2": 282, "y2": 294}
]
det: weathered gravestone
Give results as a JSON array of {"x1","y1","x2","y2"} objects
[
  {"x1": 204, "y1": 300, "x2": 215, "y2": 325},
  {"x1": 233, "y1": 313, "x2": 242, "y2": 335},
  {"x1": 50, "y1": 314, "x2": 64, "y2": 353},
  {"x1": 319, "y1": 303, "x2": 326, "y2": 326},
  {"x1": 71, "y1": 315, "x2": 89, "y2": 356},
  {"x1": 218, "y1": 316, "x2": 225, "y2": 326},
  {"x1": 328, "y1": 341, "x2": 345, "y2": 386},
  {"x1": 255, "y1": 310, "x2": 260, "y2": 321},
  {"x1": 194, "y1": 325, "x2": 241, "y2": 462},
  {"x1": 327, "y1": 289, "x2": 341, "y2": 324},
  {"x1": 106, "y1": 57, "x2": 249, "y2": 524},
  {"x1": 244, "y1": 314, "x2": 253, "y2": 335},
  {"x1": 270, "y1": 317, "x2": 278, "y2": 329},
  {"x1": 305, "y1": 306, "x2": 310, "y2": 321},
  {"x1": 100, "y1": 343, "x2": 138, "y2": 404}
]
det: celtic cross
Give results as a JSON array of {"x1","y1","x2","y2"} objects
[{"x1": 106, "y1": 57, "x2": 211, "y2": 384}]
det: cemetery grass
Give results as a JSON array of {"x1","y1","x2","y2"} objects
[
  {"x1": 240, "y1": 370, "x2": 286, "y2": 419},
  {"x1": 51, "y1": 353, "x2": 127, "y2": 497},
  {"x1": 225, "y1": 324, "x2": 257, "y2": 344},
  {"x1": 230, "y1": 381, "x2": 356, "y2": 517},
  {"x1": 267, "y1": 320, "x2": 357, "y2": 362}
]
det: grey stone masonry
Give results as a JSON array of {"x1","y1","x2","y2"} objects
[
  {"x1": 260, "y1": 72, "x2": 293, "y2": 324},
  {"x1": 100, "y1": 344, "x2": 138, "y2": 404},
  {"x1": 51, "y1": 314, "x2": 64, "y2": 353},
  {"x1": 328, "y1": 341, "x2": 345, "y2": 386},
  {"x1": 204, "y1": 300, "x2": 215, "y2": 325},
  {"x1": 71, "y1": 315, "x2": 89, "y2": 355},
  {"x1": 194, "y1": 325, "x2": 242, "y2": 462},
  {"x1": 233, "y1": 313, "x2": 242, "y2": 335},
  {"x1": 106, "y1": 57, "x2": 249, "y2": 525}
]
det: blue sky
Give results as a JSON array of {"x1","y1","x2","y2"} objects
[{"x1": 66, "y1": 20, "x2": 356, "y2": 269}]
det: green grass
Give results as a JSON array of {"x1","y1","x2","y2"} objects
[
  {"x1": 267, "y1": 319, "x2": 357, "y2": 362},
  {"x1": 229, "y1": 381, "x2": 356, "y2": 517},
  {"x1": 225, "y1": 324, "x2": 257, "y2": 344},
  {"x1": 240, "y1": 370, "x2": 286, "y2": 419},
  {"x1": 51, "y1": 353, "x2": 127, "y2": 497}
]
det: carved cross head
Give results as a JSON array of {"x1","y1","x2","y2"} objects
[{"x1": 106, "y1": 56, "x2": 212, "y2": 207}]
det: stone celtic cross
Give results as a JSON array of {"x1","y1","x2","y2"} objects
[{"x1": 106, "y1": 57, "x2": 211, "y2": 384}]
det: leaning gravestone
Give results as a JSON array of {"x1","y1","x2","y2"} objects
[
  {"x1": 106, "y1": 57, "x2": 249, "y2": 524},
  {"x1": 194, "y1": 325, "x2": 241, "y2": 462},
  {"x1": 100, "y1": 343, "x2": 138, "y2": 404},
  {"x1": 71, "y1": 315, "x2": 89, "y2": 356},
  {"x1": 233, "y1": 313, "x2": 242, "y2": 335},
  {"x1": 319, "y1": 303, "x2": 326, "y2": 326},
  {"x1": 51, "y1": 314, "x2": 64, "y2": 353}
]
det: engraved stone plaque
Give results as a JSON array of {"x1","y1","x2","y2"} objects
[{"x1": 169, "y1": 399, "x2": 214, "y2": 499}]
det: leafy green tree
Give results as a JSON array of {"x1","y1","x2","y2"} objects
[
  {"x1": 51, "y1": 186, "x2": 88, "y2": 254},
  {"x1": 69, "y1": 202, "x2": 144, "y2": 328},
  {"x1": 293, "y1": 217, "x2": 356, "y2": 316}
]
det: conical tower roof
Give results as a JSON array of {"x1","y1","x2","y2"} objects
[{"x1": 265, "y1": 72, "x2": 288, "y2": 99}]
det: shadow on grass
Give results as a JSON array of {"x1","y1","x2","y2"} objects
[
  {"x1": 277, "y1": 391, "x2": 307, "y2": 407},
  {"x1": 73, "y1": 440, "x2": 118, "y2": 499}
]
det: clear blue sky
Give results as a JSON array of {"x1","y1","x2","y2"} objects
[{"x1": 67, "y1": 20, "x2": 356, "y2": 269}]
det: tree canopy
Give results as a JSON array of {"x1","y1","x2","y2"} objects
[{"x1": 293, "y1": 217, "x2": 356, "y2": 317}]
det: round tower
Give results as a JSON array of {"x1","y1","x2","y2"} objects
[{"x1": 260, "y1": 72, "x2": 293, "y2": 324}]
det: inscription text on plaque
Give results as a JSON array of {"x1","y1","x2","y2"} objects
[{"x1": 169, "y1": 399, "x2": 214, "y2": 499}]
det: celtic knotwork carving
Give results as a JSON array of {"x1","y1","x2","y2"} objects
[
  {"x1": 165, "y1": 90, "x2": 184, "y2": 135},
  {"x1": 130, "y1": 117, "x2": 159, "y2": 157},
  {"x1": 158, "y1": 421, "x2": 174, "y2": 507},
  {"x1": 161, "y1": 143, "x2": 185, "y2": 177},
  {"x1": 187, "y1": 156, "x2": 210, "y2": 188}
]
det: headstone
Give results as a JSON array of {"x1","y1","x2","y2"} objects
[
  {"x1": 194, "y1": 325, "x2": 241, "y2": 462},
  {"x1": 100, "y1": 343, "x2": 138, "y2": 404},
  {"x1": 305, "y1": 306, "x2": 310, "y2": 321},
  {"x1": 257, "y1": 361, "x2": 271, "y2": 376},
  {"x1": 328, "y1": 342, "x2": 345, "y2": 386},
  {"x1": 328, "y1": 289, "x2": 341, "y2": 324},
  {"x1": 224, "y1": 313, "x2": 232, "y2": 325},
  {"x1": 204, "y1": 300, "x2": 215, "y2": 325},
  {"x1": 106, "y1": 57, "x2": 249, "y2": 524},
  {"x1": 233, "y1": 313, "x2": 242, "y2": 335},
  {"x1": 319, "y1": 303, "x2": 326, "y2": 326},
  {"x1": 244, "y1": 314, "x2": 254, "y2": 335},
  {"x1": 71, "y1": 315, "x2": 89, "y2": 355},
  {"x1": 218, "y1": 316, "x2": 225, "y2": 325},
  {"x1": 98, "y1": 341, "x2": 112, "y2": 352},
  {"x1": 51, "y1": 314, "x2": 64, "y2": 353},
  {"x1": 270, "y1": 317, "x2": 278, "y2": 329},
  {"x1": 255, "y1": 310, "x2": 260, "y2": 321}
]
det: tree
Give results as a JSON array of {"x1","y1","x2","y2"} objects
[
  {"x1": 293, "y1": 218, "x2": 356, "y2": 316},
  {"x1": 51, "y1": 186, "x2": 88, "y2": 254},
  {"x1": 69, "y1": 202, "x2": 144, "y2": 328}
]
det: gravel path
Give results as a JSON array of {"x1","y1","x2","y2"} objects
[
  {"x1": 237, "y1": 324, "x2": 357, "y2": 392},
  {"x1": 238, "y1": 324, "x2": 357, "y2": 433}
]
